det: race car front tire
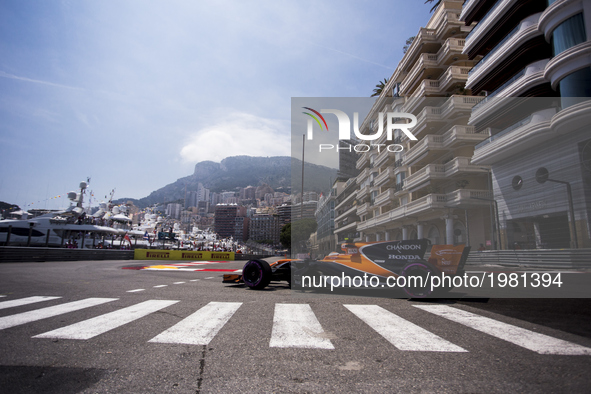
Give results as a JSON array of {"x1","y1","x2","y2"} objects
[{"x1": 242, "y1": 259, "x2": 272, "y2": 290}]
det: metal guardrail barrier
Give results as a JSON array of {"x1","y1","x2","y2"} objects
[
  {"x1": 0, "y1": 247, "x2": 134, "y2": 263},
  {"x1": 465, "y1": 249, "x2": 591, "y2": 269},
  {"x1": 234, "y1": 254, "x2": 274, "y2": 261}
]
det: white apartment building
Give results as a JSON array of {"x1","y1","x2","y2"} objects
[
  {"x1": 335, "y1": 0, "x2": 494, "y2": 248},
  {"x1": 461, "y1": 0, "x2": 591, "y2": 249}
]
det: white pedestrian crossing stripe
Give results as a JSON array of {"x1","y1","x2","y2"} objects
[
  {"x1": 270, "y1": 304, "x2": 334, "y2": 349},
  {"x1": 0, "y1": 298, "x2": 117, "y2": 330},
  {"x1": 34, "y1": 300, "x2": 179, "y2": 340},
  {"x1": 0, "y1": 296, "x2": 61, "y2": 310},
  {"x1": 344, "y1": 304, "x2": 466, "y2": 352},
  {"x1": 415, "y1": 305, "x2": 591, "y2": 355},
  {"x1": 1, "y1": 296, "x2": 589, "y2": 355},
  {"x1": 149, "y1": 301, "x2": 242, "y2": 345}
]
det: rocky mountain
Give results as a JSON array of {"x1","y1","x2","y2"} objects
[{"x1": 118, "y1": 156, "x2": 338, "y2": 208}]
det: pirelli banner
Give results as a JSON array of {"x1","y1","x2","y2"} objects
[{"x1": 134, "y1": 249, "x2": 235, "y2": 261}]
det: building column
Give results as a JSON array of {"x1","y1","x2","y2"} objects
[
  {"x1": 366, "y1": 235, "x2": 370, "y2": 242},
  {"x1": 444, "y1": 215, "x2": 454, "y2": 245},
  {"x1": 417, "y1": 222, "x2": 424, "y2": 240},
  {"x1": 402, "y1": 226, "x2": 409, "y2": 241},
  {"x1": 385, "y1": 231, "x2": 390, "y2": 241},
  {"x1": 376, "y1": 232, "x2": 381, "y2": 242}
]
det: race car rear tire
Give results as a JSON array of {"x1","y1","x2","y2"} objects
[
  {"x1": 242, "y1": 259, "x2": 272, "y2": 290},
  {"x1": 400, "y1": 260, "x2": 438, "y2": 298}
]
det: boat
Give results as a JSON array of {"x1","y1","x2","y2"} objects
[{"x1": 0, "y1": 181, "x2": 122, "y2": 248}]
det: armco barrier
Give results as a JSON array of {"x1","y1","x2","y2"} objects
[
  {"x1": 0, "y1": 246, "x2": 134, "y2": 263},
  {"x1": 234, "y1": 254, "x2": 273, "y2": 260},
  {"x1": 466, "y1": 249, "x2": 591, "y2": 269}
]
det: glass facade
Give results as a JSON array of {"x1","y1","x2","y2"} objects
[
  {"x1": 551, "y1": 13, "x2": 586, "y2": 56},
  {"x1": 559, "y1": 67, "x2": 591, "y2": 107}
]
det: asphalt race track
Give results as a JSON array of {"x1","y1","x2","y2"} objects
[{"x1": 0, "y1": 258, "x2": 590, "y2": 393}]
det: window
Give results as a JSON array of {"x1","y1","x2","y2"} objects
[
  {"x1": 558, "y1": 67, "x2": 591, "y2": 108},
  {"x1": 396, "y1": 172, "x2": 406, "y2": 184},
  {"x1": 551, "y1": 13, "x2": 586, "y2": 56}
]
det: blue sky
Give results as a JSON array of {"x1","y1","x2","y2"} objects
[{"x1": 0, "y1": 0, "x2": 434, "y2": 209}]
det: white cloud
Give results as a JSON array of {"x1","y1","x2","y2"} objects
[{"x1": 180, "y1": 112, "x2": 290, "y2": 163}]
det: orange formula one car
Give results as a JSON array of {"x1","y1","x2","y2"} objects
[{"x1": 224, "y1": 239, "x2": 471, "y2": 297}]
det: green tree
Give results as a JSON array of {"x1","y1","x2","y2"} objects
[
  {"x1": 371, "y1": 78, "x2": 389, "y2": 97},
  {"x1": 292, "y1": 218, "x2": 317, "y2": 242},
  {"x1": 402, "y1": 36, "x2": 415, "y2": 54},
  {"x1": 280, "y1": 223, "x2": 291, "y2": 250}
]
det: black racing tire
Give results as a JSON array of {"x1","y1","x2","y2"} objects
[
  {"x1": 242, "y1": 259, "x2": 272, "y2": 290},
  {"x1": 400, "y1": 260, "x2": 438, "y2": 298}
]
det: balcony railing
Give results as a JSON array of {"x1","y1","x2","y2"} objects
[
  {"x1": 356, "y1": 202, "x2": 370, "y2": 216},
  {"x1": 405, "y1": 157, "x2": 488, "y2": 190},
  {"x1": 374, "y1": 188, "x2": 395, "y2": 206},
  {"x1": 465, "y1": 0, "x2": 503, "y2": 41},
  {"x1": 356, "y1": 188, "x2": 492, "y2": 231},
  {"x1": 446, "y1": 189, "x2": 493, "y2": 204},
  {"x1": 475, "y1": 115, "x2": 534, "y2": 150},
  {"x1": 469, "y1": 23, "x2": 520, "y2": 76},
  {"x1": 374, "y1": 167, "x2": 395, "y2": 187},
  {"x1": 472, "y1": 68, "x2": 526, "y2": 111},
  {"x1": 411, "y1": 66, "x2": 471, "y2": 96}
]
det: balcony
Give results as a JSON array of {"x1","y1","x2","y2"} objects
[
  {"x1": 445, "y1": 189, "x2": 493, "y2": 207},
  {"x1": 356, "y1": 187, "x2": 494, "y2": 233},
  {"x1": 356, "y1": 152, "x2": 370, "y2": 170},
  {"x1": 469, "y1": 59, "x2": 549, "y2": 124},
  {"x1": 412, "y1": 96, "x2": 481, "y2": 138},
  {"x1": 404, "y1": 164, "x2": 446, "y2": 191},
  {"x1": 374, "y1": 167, "x2": 396, "y2": 187},
  {"x1": 334, "y1": 204, "x2": 357, "y2": 223},
  {"x1": 436, "y1": 38, "x2": 467, "y2": 66},
  {"x1": 399, "y1": 54, "x2": 441, "y2": 96},
  {"x1": 398, "y1": 27, "x2": 438, "y2": 74},
  {"x1": 356, "y1": 193, "x2": 448, "y2": 232},
  {"x1": 472, "y1": 107, "x2": 558, "y2": 165},
  {"x1": 335, "y1": 189, "x2": 356, "y2": 212},
  {"x1": 356, "y1": 202, "x2": 370, "y2": 216},
  {"x1": 405, "y1": 156, "x2": 490, "y2": 191},
  {"x1": 405, "y1": 125, "x2": 487, "y2": 166},
  {"x1": 463, "y1": 0, "x2": 510, "y2": 55},
  {"x1": 374, "y1": 188, "x2": 396, "y2": 206},
  {"x1": 334, "y1": 220, "x2": 358, "y2": 234},
  {"x1": 356, "y1": 168, "x2": 370, "y2": 184},
  {"x1": 374, "y1": 147, "x2": 395, "y2": 168},
  {"x1": 411, "y1": 66, "x2": 471, "y2": 97},
  {"x1": 356, "y1": 185, "x2": 369, "y2": 201},
  {"x1": 466, "y1": 13, "x2": 542, "y2": 90}
]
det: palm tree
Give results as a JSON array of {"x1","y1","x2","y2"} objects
[
  {"x1": 424, "y1": 0, "x2": 442, "y2": 13},
  {"x1": 371, "y1": 78, "x2": 389, "y2": 97}
]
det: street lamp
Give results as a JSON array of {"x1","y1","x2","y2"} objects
[{"x1": 535, "y1": 167, "x2": 578, "y2": 249}]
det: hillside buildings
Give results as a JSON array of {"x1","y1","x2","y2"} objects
[{"x1": 214, "y1": 204, "x2": 247, "y2": 239}]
